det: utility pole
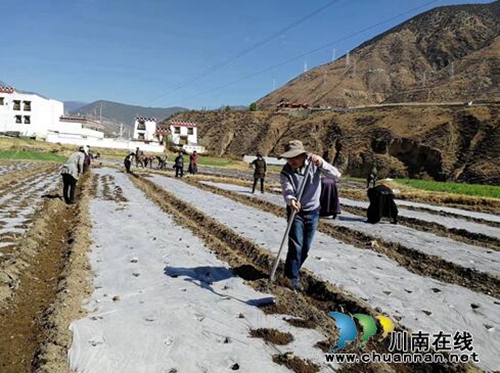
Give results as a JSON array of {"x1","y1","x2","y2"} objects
[
  {"x1": 346, "y1": 52, "x2": 350, "y2": 67},
  {"x1": 273, "y1": 78, "x2": 276, "y2": 91},
  {"x1": 303, "y1": 59, "x2": 308, "y2": 73},
  {"x1": 331, "y1": 48, "x2": 336, "y2": 62}
]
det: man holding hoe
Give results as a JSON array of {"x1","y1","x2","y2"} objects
[{"x1": 278, "y1": 140, "x2": 341, "y2": 291}]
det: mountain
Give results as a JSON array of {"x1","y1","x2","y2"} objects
[
  {"x1": 258, "y1": 1, "x2": 500, "y2": 108},
  {"x1": 170, "y1": 105, "x2": 500, "y2": 185},
  {"x1": 69, "y1": 100, "x2": 189, "y2": 134},
  {"x1": 64, "y1": 101, "x2": 88, "y2": 113}
]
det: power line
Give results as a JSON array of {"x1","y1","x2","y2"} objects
[
  {"x1": 164, "y1": 0, "x2": 440, "y2": 107},
  {"x1": 145, "y1": 0, "x2": 343, "y2": 104}
]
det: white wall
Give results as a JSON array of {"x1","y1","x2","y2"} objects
[
  {"x1": 133, "y1": 118, "x2": 157, "y2": 141},
  {"x1": 0, "y1": 91, "x2": 64, "y2": 137},
  {"x1": 243, "y1": 155, "x2": 286, "y2": 165},
  {"x1": 182, "y1": 144, "x2": 206, "y2": 154},
  {"x1": 170, "y1": 125, "x2": 197, "y2": 144},
  {"x1": 0, "y1": 100, "x2": 9, "y2": 133},
  {"x1": 46, "y1": 133, "x2": 165, "y2": 153},
  {"x1": 54, "y1": 121, "x2": 105, "y2": 139}
]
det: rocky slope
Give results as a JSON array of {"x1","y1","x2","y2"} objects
[
  {"x1": 171, "y1": 105, "x2": 500, "y2": 185},
  {"x1": 257, "y1": 1, "x2": 500, "y2": 108}
]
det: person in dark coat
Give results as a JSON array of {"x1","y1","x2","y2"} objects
[
  {"x1": 366, "y1": 185, "x2": 398, "y2": 224},
  {"x1": 174, "y1": 152, "x2": 184, "y2": 177},
  {"x1": 251, "y1": 152, "x2": 267, "y2": 193},
  {"x1": 124, "y1": 152, "x2": 135, "y2": 173},
  {"x1": 188, "y1": 151, "x2": 198, "y2": 175},
  {"x1": 60, "y1": 147, "x2": 86, "y2": 204},
  {"x1": 319, "y1": 177, "x2": 341, "y2": 219}
]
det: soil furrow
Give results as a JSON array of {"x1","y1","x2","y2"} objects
[
  {"x1": 185, "y1": 179, "x2": 500, "y2": 299},
  {"x1": 129, "y1": 171, "x2": 472, "y2": 373},
  {"x1": 0, "y1": 173, "x2": 91, "y2": 373},
  {"x1": 340, "y1": 205, "x2": 500, "y2": 252}
]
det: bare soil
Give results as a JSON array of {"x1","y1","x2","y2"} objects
[{"x1": 249, "y1": 328, "x2": 294, "y2": 345}]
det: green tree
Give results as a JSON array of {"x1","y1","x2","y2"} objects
[{"x1": 249, "y1": 102, "x2": 258, "y2": 111}]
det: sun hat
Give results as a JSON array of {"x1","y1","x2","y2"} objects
[{"x1": 279, "y1": 140, "x2": 308, "y2": 159}]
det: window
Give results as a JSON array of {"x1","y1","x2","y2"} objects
[
  {"x1": 15, "y1": 115, "x2": 22, "y2": 123},
  {"x1": 0, "y1": 97, "x2": 4, "y2": 105},
  {"x1": 137, "y1": 120, "x2": 146, "y2": 130},
  {"x1": 174, "y1": 126, "x2": 181, "y2": 134},
  {"x1": 187, "y1": 127, "x2": 194, "y2": 135},
  {"x1": 24, "y1": 116, "x2": 30, "y2": 124},
  {"x1": 23, "y1": 101, "x2": 31, "y2": 111},
  {"x1": 13, "y1": 100, "x2": 21, "y2": 110},
  {"x1": 138, "y1": 133, "x2": 145, "y2": 140}
]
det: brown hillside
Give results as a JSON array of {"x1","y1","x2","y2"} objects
[
  {"x1": 170, "y1": 106, "x2": 500, "y2": 184},
  {"x1": 257, "y1": 1, "x2": 500, "y2": 108}
]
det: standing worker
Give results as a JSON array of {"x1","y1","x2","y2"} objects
[
  {"x1": 188, "y1": 151, "x2": 198, "y2": 175},
  {"x1": 174, "y1": 151, "x2": 184, "y2": 178},
  {"x1": 251, "y1": 152, "x2": 267, "y2": 193},
  {"x1": 279, "y1": 140, "x2": 341, "y2": 291},
  {"x1": 135, "y1": 147, "x2": 144, "y2": 168},
  {"x1": 60, "y1": 146, "x2": 87, "y2": 205}
]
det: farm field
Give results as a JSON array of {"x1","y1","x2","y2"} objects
[{"x1": 0, "y1": 160, "x2": 498, "y2": 373}]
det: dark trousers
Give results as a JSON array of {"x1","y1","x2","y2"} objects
[
  {"x1": 284, "y1": 209, "x2": 320, "y2": 284},
  {"x1": 175, "y1": 166, "x2": 184, "y2": 177},
  {"x1": 252, "y1": 178, "x2": 264, "y2": 193},
  {"x1": 62, "y1": 174, "x2": 77, "y2": 204},
  {"x1": 124, "y1": 160, "x2": 131, "y2": 173}
]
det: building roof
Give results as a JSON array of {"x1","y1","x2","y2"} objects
[
  {"x1": 60, "y1": 116, "x2": 104, "y2": 129},
  {"x1": 170, "y1": 120, "x2": 197, "y2": 127},
  {"x1": 136, "y1": 116, "x2": 156, "y2": 122},
  {"x1": 0, "y1": 85, "x2": 15, "y2": 94}
]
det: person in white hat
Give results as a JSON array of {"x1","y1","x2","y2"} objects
[
  {"x1": 279, "y1": 140, "x2": 341, "y2": 291},
  {"x1": 60, "y1": 147, "x2": 86, "y2": 204}
]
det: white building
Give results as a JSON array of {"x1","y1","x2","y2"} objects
[
  {"x1": 0, "y1": 85, "x2": 64, "y2": 138},
  {"x1": 46, "y1": 116, "x2": 105, "y2": 142},
  {"x1": 132, "y1": 117, "x2": 157, "y2": 141},
  {"x1": 169, "y1": 120, "x2": 198, "y2": 146},
  {"x1": 131, "y1": 117, "x2": 205, "y2": 153}
]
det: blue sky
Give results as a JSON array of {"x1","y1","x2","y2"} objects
[{"x1": 1, "y1": 0, "x2": 493, "y2": 109}]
